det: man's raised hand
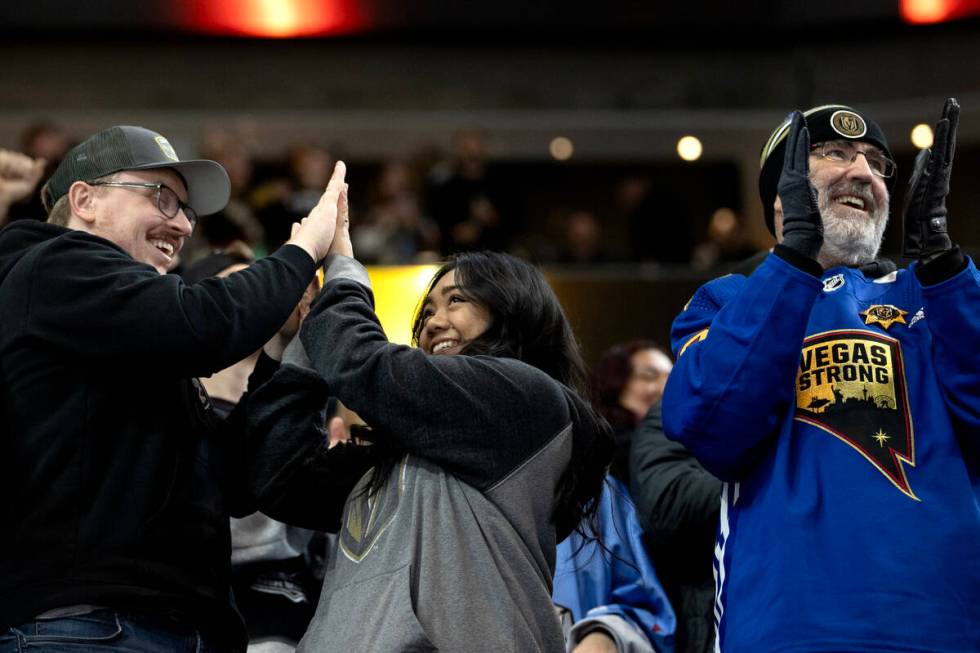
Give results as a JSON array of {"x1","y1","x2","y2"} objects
[
  {"x1": 287, "y1": 160, "x2": 347, "y2": 262},
  {"x1": 777, "y1": 111, "x2": 823, "y2": 262},
  {"x1": 903, "y1": 98, "x2": 959, "y2": 260}
]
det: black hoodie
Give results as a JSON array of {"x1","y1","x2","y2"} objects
[{"x1": 0, "y1": 221, "x2": 315, "y2": 649}]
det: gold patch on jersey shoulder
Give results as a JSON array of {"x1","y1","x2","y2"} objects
[{"x1": 860, "y1": 304, "x2": 908, "y2": 330}]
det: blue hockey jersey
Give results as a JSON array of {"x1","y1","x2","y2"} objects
[{"x1": 663, "y1": 250, "x2": 980, "y2": 652}]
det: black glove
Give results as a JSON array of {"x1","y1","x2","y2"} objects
[
  {"x1": 777, "y1": 111, "x2": 823, "y2": 261},
  {"x1": 903, "y1": 97, "x2": 959, "y2": 260}
]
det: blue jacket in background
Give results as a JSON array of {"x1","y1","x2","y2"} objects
[{"x1": 554, "y1": 476, "x2": 676, "y2": 653}]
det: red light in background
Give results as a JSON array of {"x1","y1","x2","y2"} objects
[
  {"x1": 901, "y1": 0, "x2": 980, "y2": 24},
  {"x1": 182, "y1": 0, "x2": 365, "y2": 38}
]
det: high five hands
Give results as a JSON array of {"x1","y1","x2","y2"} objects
[{"x1": 287, "y1": 161, "x2": 348, "y2": 263}]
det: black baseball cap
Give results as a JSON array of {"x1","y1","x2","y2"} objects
[
  {"x1": 758, "y1": 105, "x2": 895, "y2": 236},
  {"x1": 44, "y1": 125, "x2": 230, "y2": 216}
]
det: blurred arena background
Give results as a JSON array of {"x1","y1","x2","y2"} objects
[{"x1": 2, "y1": 0, "x2": 978, "y2": 359}]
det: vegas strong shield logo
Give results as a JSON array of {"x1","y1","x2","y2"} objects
[{"x1": 795, "y1": 330, "x2": 917, "y2": 499}]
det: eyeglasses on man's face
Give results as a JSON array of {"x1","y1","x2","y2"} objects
[
  {"x1": 88, "y1": 180, "x2": 198, "y2": 229},
  {"x1": 809, "y1": 140, "x2": 896, "y2": 179}
]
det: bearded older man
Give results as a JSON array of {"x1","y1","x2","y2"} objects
[{"x1": 662, "y1": 101, "x2": 979, "y2": 652}]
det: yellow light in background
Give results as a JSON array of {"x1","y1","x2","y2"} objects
[
  {"x1": 185, "y1": 0, "x2": 364, "y2": 38},
  {"x1": 910, "y1": 123, "x2": 934, "y2": 149},
  {"x1": 255, "y1": 0, "x2": 301, "y2": 36},
  {"x1": 901, "y1": 0, "x2": 951, "y2": 23},
  {"x1": 677, "y1": 136, "x2": 703, "y2": 162},
  {"x1": 550, "y1": 136, "x2": 574, "y2": 161},
  {"x1": 366, "y1": 265, "x2": 440, "y2": 345}
]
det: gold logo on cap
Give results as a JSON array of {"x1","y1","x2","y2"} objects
[
  {"x1": 154, "y1": 136, "x2": 179, "y2": 162},
  {"x1": 830, "y1": 110, "x2": 867, "y2": 139}
]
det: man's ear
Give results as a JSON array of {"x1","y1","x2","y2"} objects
[{"x1": 67, "y1": 181, "x2": 98, "y2": 225}]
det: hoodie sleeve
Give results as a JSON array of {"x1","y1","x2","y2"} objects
[
  {"x1": 297, "y1": 256, "x2": 576, "y2": 490},
  {"x1": 662, "y1": 250, "x2": 822, "y2": 480},
  {"x1": 244, "y1": 362, "x2": 376, "y2": 531},
  {"x1": 21, "y1": 232, "x2": 316, "y2": 376}
]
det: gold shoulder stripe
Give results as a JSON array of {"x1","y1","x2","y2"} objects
[{"x1": 679, "y1": 328, "x2": 709, "y2": 357}]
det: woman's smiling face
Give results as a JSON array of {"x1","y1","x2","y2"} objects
[{"x1": 418, "y1": 270, "x2": 491, "y2": 356}]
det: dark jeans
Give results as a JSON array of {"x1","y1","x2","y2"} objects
[{"x1": 0, "y1": 610, "x2": 223, "y2": 653}]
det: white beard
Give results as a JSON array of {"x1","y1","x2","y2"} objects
[{"x1": 817, "y1": 183, "x2": 889, "y2": 268}]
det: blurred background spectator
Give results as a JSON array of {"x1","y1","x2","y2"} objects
[
  {"x1": 4, "y1": 121, "x2": 71, "y2": 223},
  {"x1": 689, "y1": 208, "x2": 758, "y2": 272},
  {"x1": 184, "y1": 131, "x2": 267, "y2": 265},
  {"x1": 559, "y1": 210, "x2": 607, "y2": 264},
  {"x1": 426, "y1": 127, "x2": 511, "y2": 252},
  {"x1": 253, "y1": 144, "x2": 336, "y2": 253},
  {"x1": 353, "y1": 159, "x2": 440, "y2": 263},
  {"x1": 1, "y1": 0, "x2": 978, "y2": 361},
  {"x1": 591, "y1": 341, "x2": 673, "y2": 484}
]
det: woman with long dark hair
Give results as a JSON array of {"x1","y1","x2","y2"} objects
[{"x1": 248, "y1": 243, "x2": 613, "y2": 652}]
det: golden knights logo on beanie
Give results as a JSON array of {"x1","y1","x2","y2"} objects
[
  {"x1": 758, "y1": 104, "x2": 894, "y2": 236},
  {"x1": 830, "y1": 110, "x2": 867, "y2": 139}
]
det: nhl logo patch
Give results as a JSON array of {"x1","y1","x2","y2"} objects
[
  {"x1": 860, "y1": 304, "x2": 907, "y2": 330},
  {"x1": 823, "y1": 274, "x2": 845, "y2": 293},
  {"x1": 830, "y1": 110, "x2": 867, "y2": 139}
]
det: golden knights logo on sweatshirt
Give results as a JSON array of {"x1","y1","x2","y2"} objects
[
  {"x1": 795, "y1": 330, "x2": 917, "y2": 500},
  {"x1": 339, "y1": 457, "x2": 407, "y2": 563}
]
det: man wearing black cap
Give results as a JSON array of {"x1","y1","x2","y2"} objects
[
  {"x1": 661, "y1": 101, "x2": 979, "y2": 651},
  {"x1": 0, "y1": 126, "x2": 347, "y2": 651}
]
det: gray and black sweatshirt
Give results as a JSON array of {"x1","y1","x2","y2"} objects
[{"x1": 247, "y1": 256, "x2": 607, "y2": 652}]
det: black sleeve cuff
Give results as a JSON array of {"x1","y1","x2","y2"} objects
[
  {"x1": 773, "y1": 244, "x2": 823, "y2": 278},
  {"x1": 915, "y1": 247, "x2": 967, "y2": 286},
  {"x1": 274, "y1": 243, "x2": 319, "y2": 279},
  {"x1": 248, "y1": 351, "x2": 281, "y2": 391}
]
